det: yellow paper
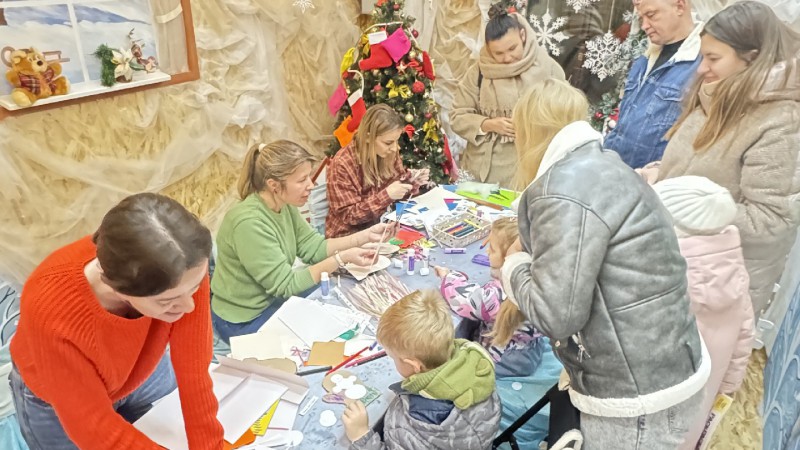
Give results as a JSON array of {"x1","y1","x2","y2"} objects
[{"x1": 250, "y1": 400, "x2": 280, "y2": 436}]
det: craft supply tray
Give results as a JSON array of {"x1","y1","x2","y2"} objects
[{"x1": 431, "y1": 212, "x2": 491, "y2": 248}]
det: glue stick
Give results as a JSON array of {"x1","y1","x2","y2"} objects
[
  {"x1": 406, "y1": 249, "x2": 415, "y2": 275},
  {"x1": 419, "y1": 248, "x2": 430, "y2": 276},
  {"x1": 321, "y1": 272, "x2": 330, "y2": 299},
  {"x1": 444, "y1": 248, "x2": 466, "y2": 254}
]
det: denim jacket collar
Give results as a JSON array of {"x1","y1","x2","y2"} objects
[{"x1": 644, "y1": 22, "x2": 704, "y2": 77}]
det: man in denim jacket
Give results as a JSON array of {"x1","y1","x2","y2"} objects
[{"x1": 605, "y1": 0, "x2": 703, "y2": 168}]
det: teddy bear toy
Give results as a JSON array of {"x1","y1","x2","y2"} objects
[{"x1": 6, "y1": 48, "x2": 69, "y2": 107}]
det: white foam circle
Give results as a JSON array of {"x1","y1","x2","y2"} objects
[
  {"x1": 319, "y1": 409, "x2": 337, "y2": 427},
  {"x1": 345, "y1": 384, "x2": 368, "y2": 400},
  {"x1": 289, "y1": 430, "x2": 304, "y2": 445}
]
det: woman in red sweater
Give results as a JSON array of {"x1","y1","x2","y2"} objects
[{"x1": 9, "y1": 193, "x2": 224, "y2": 449}]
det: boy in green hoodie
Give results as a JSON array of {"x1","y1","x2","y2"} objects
[{"x1": 342, "y1": 290, "x2": 502, "y2": 450}]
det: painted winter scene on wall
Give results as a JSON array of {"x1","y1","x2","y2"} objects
[{"x1": 0, "y1": 0, "x2": 157, "y2": 95}]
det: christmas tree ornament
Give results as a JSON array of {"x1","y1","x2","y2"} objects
[
  {"x1": 404, "y1": 124, "x2": 416, "y2": 138},
  {"x1": 334, "y1": 116, "x2": 356, "y2": 147},
  {"x1": 293, "y1": 0, "x2": 315, "y2": 13},
  {"x1": 408, "y1": 50, "x2": 417, "y2": 60},
  {"x1": 373, "y1": 84, "x2": 383, "y2": 92},
  {"x1": 372, "y1": 69, "x2": 381, "y2": 76},
  {"x1": 359, "y1": 43, "x2": 393, "y2": 70},
  {"x1": 340, "y1": 48, "x2": 356, "y2": 74},
  {"x1": 412, "y1": 29, "x2": 419, "y2": 38},
  {"x1": 347, "y1": 89, "x2": 367, "y2": 131},
  {"x1": 386, "y1": 80, "x2": 412, "y2": 99},
  {"x1": 377, "y1": 0, "x2": 387, "y2": 5},
  {"x1": 412, "y1": 80, "x2": 425, "y2": 94},
  {"x1": 405, "y1": 112, "x2": 414, "y2": 122},
  {"x1": 424, "y1": 112, "x2": 432, "y2": 119},
  {"x1": 529, "y1": 9, "x2": 568, "y2": 57},
  {"x1": 421, "y1": 51, "x2": 435, "y2": 80},
  {"x1": 583, "y1": 0, "x2": 622, "y2": 82},
  {"x1": 328, "y1": 83, "x2": 348, "y2": 116},
  {"x1": 397, "y1": 61, "x2": 409, "y2": 74},
  {"x1": 566, "y1": 0, "x2": 599, "y2": 13},
  {"x1": 384, "y1": 28, "x2": 412, "y2": 62}
]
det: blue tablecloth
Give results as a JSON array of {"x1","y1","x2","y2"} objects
[{"x1": 293, "y1": 241, "x2": 562, "y2": 449}]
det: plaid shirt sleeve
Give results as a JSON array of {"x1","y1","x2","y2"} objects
[{"x1": 327, "y1": 146, "x2": 393, "y2": 237}]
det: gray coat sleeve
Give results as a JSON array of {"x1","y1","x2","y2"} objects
[
  {"x1": 502, "y1": 196, "x2": 611, "y2": 340},
  {"x1": 349, "y1": 431, "x2": 386, "y2": 450}
]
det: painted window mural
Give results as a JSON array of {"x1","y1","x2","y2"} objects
[{"x1": 0, "y1": 1, "x2": 158, "y2": 94}]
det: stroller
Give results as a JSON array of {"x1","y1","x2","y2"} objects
[{"x1": 493, "y1": 382, "x2": 584, "y2": 450}]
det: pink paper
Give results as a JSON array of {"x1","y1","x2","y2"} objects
[
  {"x1": 328, "y1": 83, "x2": 347, "y2": 116},
  {"x1": 383, "y1": 28, "x2": 412, "y2": 63}
]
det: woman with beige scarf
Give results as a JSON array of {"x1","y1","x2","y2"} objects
[{"x1": 450, "y1": 5, "x2": 565, "y2": 188}]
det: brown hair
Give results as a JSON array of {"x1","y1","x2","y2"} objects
[
  {"x1": 377, "y1": 290, "x2": 454, "y2": 370},
  {"x1": 484, "y1": 218, "x2": 527, "y2": 347},
  {"x1": 485, "y1": 4, "x2": 522, "y2": 44},
  {"x1": 353, "y1": 104, "x2": 405, "y2": 188},
  {"x1": 667, "y1": 1, "x2": 800, "y2": 151},
  {"x1": 238, "y1": 140, "x2": 319, "y2": 199},
  {"x1": 92, "y1": 193, "x2": 212, "y2": 297}
]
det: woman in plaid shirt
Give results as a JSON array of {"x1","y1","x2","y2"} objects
[{"x1": 326, "y1": 105, "x2": 429, "y2": 238}]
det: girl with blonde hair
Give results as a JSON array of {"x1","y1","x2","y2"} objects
[
  {"x1": 326, "y1": 104, "x2": 429, "y2": 238},
  {"x1": 653, "y1": 1, "x2": 800, "y2": 318},
  {"x1": 504, "y1": 78, "x2": 709, "y2": 449},
  {"x1": 211, "y1": 140, "x2": 393, "y2": 342}
]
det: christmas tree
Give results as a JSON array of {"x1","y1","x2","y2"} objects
[{"x1": 327, "y1": 0, "x2": 454, "y2": 184}]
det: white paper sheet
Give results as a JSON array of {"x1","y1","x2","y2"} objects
[
  {"x1": 271, "y1": 297, "x2": 350, "y2": 346},
  {"x1": 230, "y1": 330, "x2": 285, "y2": 361},
  {"x1": 265, "y1": 400, "x2": 298, "y2": 431},
  {"x1": 218, "y1": 375, "x2": 287, "y2": 443}
]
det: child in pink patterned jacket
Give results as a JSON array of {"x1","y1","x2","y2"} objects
[
  {"x1": 436, "y1": 217, "x2": 545, "y2": 378},
  {"x1": 653, "y1": 176, "x2": 755, "y2": 450}
]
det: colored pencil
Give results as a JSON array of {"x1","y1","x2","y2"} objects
[
  {"x1": 344, "y1": 350, "x2": 388, "y2": 368},
  {"x1": 327, "y1": 345, "x2": 370, "y2": 375},
  {"x1": 297, "y1": 366, "x2": 332, "y2": 376},
  {"x1": 480, "y1": 237, "x2": 490, "y2": 249}
]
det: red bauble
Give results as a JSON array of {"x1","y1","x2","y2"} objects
[
  {"x1": 424, "y1": 112, "x2": 433, "y2": 119},
  {"x1": 373, "y1": 84, "x2": 383, "y2": 92},
  {"x1": 342, "y1": 71, "x2": 351, "y2": 79},
  {"x1": 412, "y1": 81, "x2": 425, "y2": 94},
  {"x1": 412, "y1": 29, "x2": 419, "y2": 38},
  {"x1": 393, "y1": 4, "x2": 400, "y2": 10},
  {"x1": 377, "y1": 0, "x2": 387, "y2": 6},
  {"x1": 594, "y1": 111, "x2": 604, "y2": 119},
  {"x1": 508, "y1": 6, "x2": 517, "y2": 13}
]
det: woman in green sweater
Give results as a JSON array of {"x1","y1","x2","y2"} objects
[{"x1": 211, "y1": 140, "x2": 390, "y2": 342}]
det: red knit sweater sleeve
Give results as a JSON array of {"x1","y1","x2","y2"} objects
[
  {"x1": 20, "y1": 285, "x2": 164, "y2": 449},
  {"x1": 170, "y1": 274, "x2": 224, "y2": 449}
]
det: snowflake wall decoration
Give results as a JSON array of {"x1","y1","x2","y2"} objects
[
  {"x1": 623, "y1": 10, "x2": 638, "y2": 25},
  {"x1": 583, "y1": 32, "x2": 622, "y2": 81},
  {"x1": 529, "y1": 11, "x2": 568, "y2": 56},
  {"x1": 293, "y1": 0, "x2": 315, "y2": 13},
  {"x1": 566, "y1": 0, "x2": 600, "y2": 13}
]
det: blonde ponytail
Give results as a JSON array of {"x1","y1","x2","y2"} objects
[
  {"x1": 487, "y1": 301, "x2": 527, "y2": 347},
  {"x1": 236, "y1": 140, "x2": 319, "y2": 200}
]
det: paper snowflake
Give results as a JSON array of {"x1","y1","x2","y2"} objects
[
  {"x1": 293, "y1": 0, "x2": 314, "y2": 13},
  {"x1": 529, "y1": 11, "x2": 568, "y2": 57},
  {"x1": 623, "y1": 10, "x2": 637, "y2": 25},
  {"x1": 583, "y1": 32, "x2": 622, "y2": 81},
  {"x1": 566, "y1": 0, "x2": 600, "y2": 13}
]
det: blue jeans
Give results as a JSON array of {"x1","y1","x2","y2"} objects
[
  {"x1": 211, "y1": 300, "x2": 284, "y2": 344},
  {"x1": 9, "y1": 352, "x2": 176, "y2": 450}
]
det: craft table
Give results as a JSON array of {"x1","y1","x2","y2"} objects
[{"x1": 292, "y1": 240, "x2": 491, "y2": 449}]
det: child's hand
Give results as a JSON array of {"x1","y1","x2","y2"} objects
[
  {"x1": 434, "y1": 266, "x2": 450, "y2": 278},
  {"x1": 342, "y1": 400, "x2": 370, "y2": 442}
]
